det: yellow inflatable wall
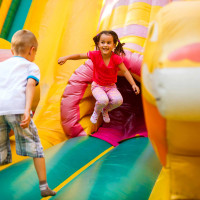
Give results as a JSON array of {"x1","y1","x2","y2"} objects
[
  {"x1": 24, "y1": 0, "x2": 103, "y2": 147},
  {"x1": 142, "y1": 1, "x2": 200, "y2": 199},
  {"x1": 0, "y1": 0, "x2": 103, "y2": 170}
]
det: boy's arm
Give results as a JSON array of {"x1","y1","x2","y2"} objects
[
  {"x1": 58, "y1": 53, "x2": 88, "y2": 65},
  {"x1": 20, "y1": 78, "x2": 36, "y2": 128},
  {"x1": 118, "y1": 62, "x2": 140, "y2": 95}
]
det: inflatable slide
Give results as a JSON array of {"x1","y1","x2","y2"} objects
[{"x1": 0, "y1": 0, "x2": 190, "y2": 199}]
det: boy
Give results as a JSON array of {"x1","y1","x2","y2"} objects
[{"x1": 0, "y1": 30, "x2": 56, "y2": 197}]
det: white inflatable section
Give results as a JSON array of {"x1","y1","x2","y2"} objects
[
  {"x1": 143, "y1": 64, "x2": 200, "y2": 121},
  {"x1": 153, "y1": 67, "x2": 200, "y2": 121}
]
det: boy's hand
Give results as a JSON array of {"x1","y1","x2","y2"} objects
[
  {"x1": 20, "y1": 111, "x2": 31, "y2": 128},
  {"x1": 58, "y1": 57, "x2": 67, "y2": 65},
  {"x1": 132, "y1": 84, "x2": 140, "y2": 95}
]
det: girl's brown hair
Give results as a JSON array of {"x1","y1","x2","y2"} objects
[{"x1": 93, "y1": 30, "x2": 125, "y2": 56}]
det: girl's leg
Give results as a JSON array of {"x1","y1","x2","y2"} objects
[
  {"x1": 101, "y1": 87, "x2": 123, "y2": 123},
  {"x1": 91, "y1": 83, "x2": 109, "y2": 123},
  {"x1": 104, "y1": 86, "x2": 123, "y2": 112},
  {"x1": 92, "y1": 85, "x2": 109, "y2": 113}
]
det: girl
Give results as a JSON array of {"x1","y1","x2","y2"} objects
[{"x1": 58, "y1": 30, "x2": 140, "y2": 124}]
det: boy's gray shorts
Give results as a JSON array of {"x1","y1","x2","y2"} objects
[{"x1": 0, "y1": 114, "x2": 44, "y2": 165}]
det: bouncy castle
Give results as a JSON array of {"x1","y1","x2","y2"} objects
[{"x1": 1, "y1": 0, "x2": 200, "y2": 199}]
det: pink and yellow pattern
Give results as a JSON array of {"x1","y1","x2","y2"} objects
[{"x1": 61, "y1": 0, "x2": 171, "y2": 141}]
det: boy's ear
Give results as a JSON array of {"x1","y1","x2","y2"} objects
[
  {"x1": 11, "y1": 48, "x2": 14, "y2": 55},
  {"x1": 31, "y1": 46, "x2": 36, "y2": 51},
  {"x1": 29, "y1": 46, "x2": 35, "y2": 55}
]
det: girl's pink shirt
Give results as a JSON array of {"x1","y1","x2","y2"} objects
[{"x1": 87, "y1": 51, "x2": 123, "y2": 86}]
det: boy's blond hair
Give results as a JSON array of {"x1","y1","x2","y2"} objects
[{"x1": 11, "y1": 30, "x2": 38, "y2": 55}]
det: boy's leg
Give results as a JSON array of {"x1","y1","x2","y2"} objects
[
  {"x1": 33, "y1": 157, "x2": 56, "y2": 197},
  {"x1": 0, "y1": 115, "x2": 12, "y2": 165},
  {"x1": 33, "y1": 157, "x2": 46, "y2": 181},
  {"x1": 6, "y1": 114, "x2": 56, "y2": 197},
  {"x1": 5, "y1": 115, "x2": 44, "y2": 158}
]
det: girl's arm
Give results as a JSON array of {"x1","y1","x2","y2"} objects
[
  {"x1": 58, "y1": 53, "x2": 88, "y2": 65},
  {"x1": 118, "y1": 62, "x2": 140, "y2": 95}
]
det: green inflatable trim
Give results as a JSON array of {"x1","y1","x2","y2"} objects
[
  {"x1": 52, "y1": 137, "x2": 161, "y2": 200},
  {"x1": 0, "y1": 136, "x2": 161, "y2": 200},
  {"x1": 0, "y1": 136, "x2": 111, "y2": 200},
  {"x1": 7, "y1": 0, "x2": 32, "y2": 41},
  {"x1": 0, "y1": 0, "x2": 3, "y2": 8},
  {"x1": 0, "y1": 0, "x2": 21, "y2": 39},
  {"x1": 0, "y1": 0, "x2": 32, "y2": 41}
]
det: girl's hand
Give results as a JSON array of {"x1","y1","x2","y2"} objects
[
  {"x1": 58, "y1": 56, "x2": 67, "y2": 65},
  {"x1": 132, "y1": 84, "x2": 140, "y2": 95}
]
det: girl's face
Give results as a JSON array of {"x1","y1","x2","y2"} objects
[{"x1": 98, "y1": 34, "x2": 116, "y2": 56}]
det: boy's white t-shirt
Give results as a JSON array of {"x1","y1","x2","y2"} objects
[{"x1": 0, "y1": 56, "x2": 40, "y2": 115}]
